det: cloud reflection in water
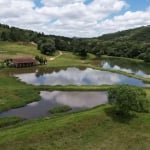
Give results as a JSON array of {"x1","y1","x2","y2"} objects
[{"x1": 15, "y1": 67, "x2": 146, "y2": 86}]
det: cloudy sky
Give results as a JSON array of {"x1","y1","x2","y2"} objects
[{"x1": 0, "y1": 0, "x2": 150, "y2": 37}]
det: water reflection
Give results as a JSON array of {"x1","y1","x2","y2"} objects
[
  {"x1": 101, "y1": 58, "x2": 150, "y2": 78},
  {"x1": 14, "y1": 67, "x2": 147, "y2": 86},
  {"x1": 0, "y1": 91, "x2": 108, "y2": 119}
]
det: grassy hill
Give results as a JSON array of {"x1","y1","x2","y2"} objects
[
  {"x1": 0, "y1": 105, "x2": 150, "y2": 150},
  {"x1": 0, "y1": 41, "x2": 41, "y2": 60}
]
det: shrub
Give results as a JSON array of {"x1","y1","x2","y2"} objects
[
  {"x1": 108, "y1": 85, "x2": 149, "y2": 116},
  {"x1": 35, "y1": 55, "x2": 47, "y2": 65}
]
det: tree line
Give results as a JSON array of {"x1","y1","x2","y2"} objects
[{"x1": 0, "y1": 23, "x2": 150, "y2": 62}]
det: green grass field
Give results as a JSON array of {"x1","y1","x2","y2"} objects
[
  {"x1": 0, "y1": 41, "x2": 150, "y2": 150},
  {"x1": 0, "y1": 41, "x2": 95, "y2": 66},
  {"x1": 0, "y1": 41, "x2": 42, "y2": 59},
  {"x1": 0, "y1": 105, "x2": 150, "y2": 150},
  {"x1": 0, "y1": 75, "x2": 40, "y2": 112}
]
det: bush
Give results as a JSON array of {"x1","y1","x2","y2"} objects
[
  {"x1": 35, "y1": 55, "x2": 47, "y2": 65},
  {"x1": 50, "y1": 105, "x2": 72, "y2": 114},
  {"x1": 108, "y1": 85, "x2": 149, "y2": 116}
]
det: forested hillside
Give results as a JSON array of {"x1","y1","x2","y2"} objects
[
  {"x1": 0, "y1": 23, "x2": 150, "y2": 62},
  {"x1": 98, "y1": 26, "x2": 150, "y2": 42}
]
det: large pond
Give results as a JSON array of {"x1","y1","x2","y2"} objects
[
  {"x1": 0, "y1": 91, "x2": 108, "y2": 119},
  {"x1": 14, "y1": 67, "x2": 148, "y2": 87},
  {"x1": 100, "y1": 57, "x2": 150, "y2": 78}
]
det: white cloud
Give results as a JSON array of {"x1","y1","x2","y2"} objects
[
  {"x1": 0, "y1": 0, "x2": 149, "y2": 37},
  {"x1": 98, "y1": 8, "x2": 150, "y2": 35}
]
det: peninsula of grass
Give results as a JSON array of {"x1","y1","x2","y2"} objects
[
  {"x1": 0, "y1": 75, "x2": 40, "y2": 112},
  {"x1": 36, "y1": 84, "x2": 114, "y2": 91},
  {"x1": 50, "y1": 105, "x2": 72, "y2": 114}
]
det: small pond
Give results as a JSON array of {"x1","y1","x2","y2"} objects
[
  {"x1": 100, "y1": 58, "x2": 150, "y2": 78},
  {"x1": 0, "y1": 91, "x2": 108, "y2": 119},
  {"x1": 14, "y1": 67, "x2": 149, "y2": 87}
]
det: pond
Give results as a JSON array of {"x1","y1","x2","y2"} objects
[
  {"x1": 100, "y1": 57, "x2": 150, "y2": 78},
  {"x1": 14, "y1": 67, "x2": 149, "y2": 87},
  {"x1": 0, "y1": 91, "x2": 108, "y2": 119}
]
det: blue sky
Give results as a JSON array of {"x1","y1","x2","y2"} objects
[
  {"x1": 33, "y1": 0, "x2": 150, "y2": 12},
  {"x1": 126, "y1": 0, "x2": 150, "y2": 11},
  {"x1": 84, "y1": 0, "x2": 94, "y2": 5},
  {"x1": 33, "y1": 0, "x2": 43, "y2": 8},
  {"x1": 0, "y1": 0, "x2": 150, "y2": 37}
]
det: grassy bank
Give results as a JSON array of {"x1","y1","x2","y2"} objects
[
  {"x1": 0, "y1": 117, "x2": 23, "y2": 128},
  {"x1": 36, "y1": 84, "x2": 114, "y2": 91},
  {"x1": 101, "y1": 55, "x2": 144, "y2": 63},
  {"x1": 0, "y1": 105, "x2": 150, "y2": 150},
  {"x1": 0, "y1": 75, "x2": 40, "y2": 112}
]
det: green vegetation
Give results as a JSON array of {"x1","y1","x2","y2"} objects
[
  {"x1": 50, "y1": 105, "x2": 72, "y2": 114},
  {"x1": 0, "y1": 23, "x2": 150, "y2": 61},
  {"x1": 108, "y1": 85, "x2": 150, "y2": 116},
  {"x1": 45, "y1": 51, "x2": 96, "y2": 68},
  {"x1": 35, "y1": 55, "x2": 47, "y2": 65},
  {"x1": 36, "y1": 84, "x2": 113, "y2": 91},
  {"x1": 144, "y1": 53, "x2": 150, "y2": 63},
  {"x1": 0, "y1": 41, "x2": 43, "y2": 59},
  {"x1": 0, "y1": 75, "x2": 40, "y2": 112},
  {"x1": 0, "y1": 105, "x2": 150, "y2": 150},
  {"x1": 0, "y1": 117, "x2": 22, "y2": 128},
  {"x1": 39, "y1": 41, "x2": 56, "y2": 55},
  {"x1": 0, "y1": 44, "x2": 149, "y2": 112},
  {"x1": 0, "y1": 23, "x2": 150, "y2": 149}
]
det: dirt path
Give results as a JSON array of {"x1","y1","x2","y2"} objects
[{"x1": 49, "y1": 51, "x2": 63, "y2": 61}]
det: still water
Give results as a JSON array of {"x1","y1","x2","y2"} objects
[
  {"x1": 0, "y1": 91, "x2": 108, "y2": 119},
  {"x1": 100, "y1": 58, "x2": 150, "y2": 78},
  {"x1": 14, "y1": 67, "x2": 148, "y2": 86}
]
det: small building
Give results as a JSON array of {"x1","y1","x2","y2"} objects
[{"x1": 11, "y1": 58, "x2": 36, "y2": 68}]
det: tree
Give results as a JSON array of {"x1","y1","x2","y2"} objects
[
  {"x1": 144, "y1": 51, "x2": 150, "y2": 63},
  {"x1": 40, "y1": 41, "x2": 56, "y2": 55},
  {"x1": 1, "y1": 31, "x2": 9, "y2": 41},
  {"x1": 72, "y1": 39, "x2": 88, "y2": 58},
  {"x1": 108, "y1": 85, "x2": 149, "y2": 116},
  {"x1": 55, "y1": 38, "x2": 68, "y2": 51}
]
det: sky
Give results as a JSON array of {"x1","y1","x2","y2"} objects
[{"x1": 0, "y1": 0, "x2": 150, "y2": 37}]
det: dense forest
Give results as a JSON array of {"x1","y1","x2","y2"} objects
[{"x1": 0, "y1": 23, "x2": 150, "y2": 62}]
